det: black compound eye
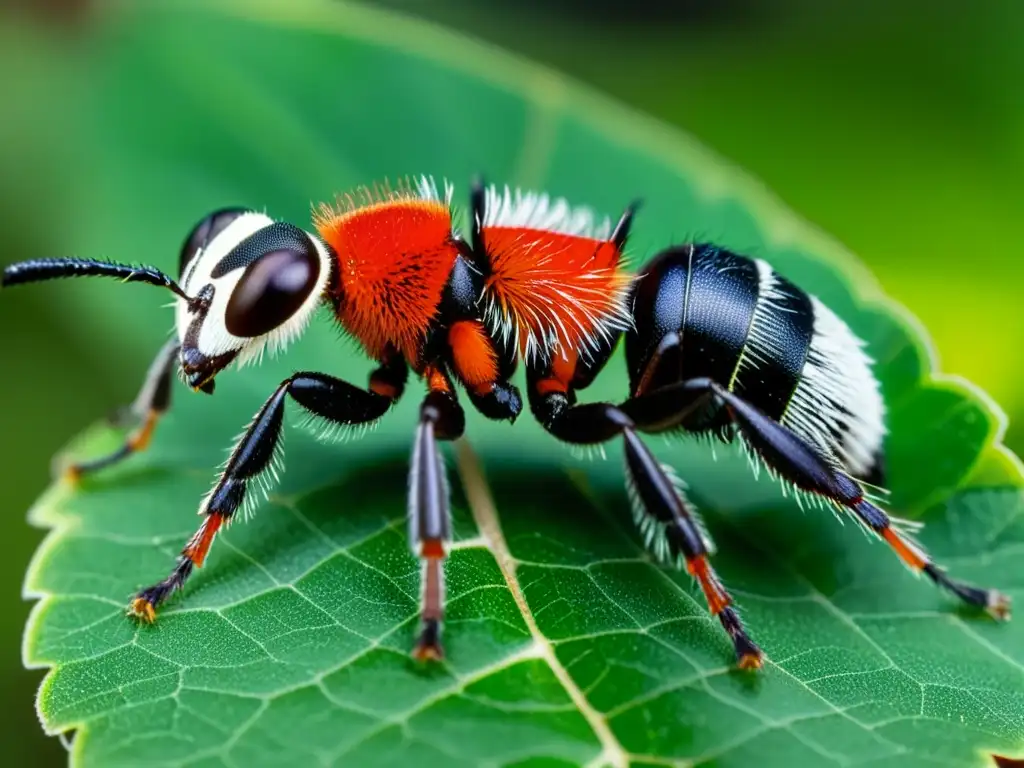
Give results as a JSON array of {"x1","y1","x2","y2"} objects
[
  {"x1": 179, "y1": 207, "x2": 249, "y2": 277},
  {"x1": 224, "y1": 236, "x2": 321, "y2": 338}
]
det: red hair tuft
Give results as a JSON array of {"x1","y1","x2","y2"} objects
[
  {"x1": 314, "y1": 179, "x2": 459, "y2": 363},
  {"x1": 479, "y1": 186, "x2": 634, "y2": 361}
]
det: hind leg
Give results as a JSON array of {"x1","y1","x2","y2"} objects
[{"x1": 622, "y1": 377, "x2": 1010, "y2": 620}]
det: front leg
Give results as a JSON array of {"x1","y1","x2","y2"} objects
[
  {"x1": 63, "y1": 338, "x2": 180, "y2": 482},
  {"x1": 410, "y1": 365, "x2": 465, "y2": 661},
  {"x1": 129, "y1": 371, "x2": 395, "y2": 622}
]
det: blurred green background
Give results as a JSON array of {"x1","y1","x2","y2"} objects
[{"x1": 2, "y1": 0, "x2": 1021, "y2": 763}]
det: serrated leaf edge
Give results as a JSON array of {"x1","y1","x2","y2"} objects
[{"x1": 17, "y1": 1, "x2": 1024, "y2": 765}]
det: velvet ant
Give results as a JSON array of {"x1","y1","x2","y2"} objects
[{"x1": 2, "y1": 175, "x2": 1010, "y2": 667}]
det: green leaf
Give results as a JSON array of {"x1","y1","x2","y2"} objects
[{"x1": 17, "y1": 1, "x2": 1024, "y2": 766}]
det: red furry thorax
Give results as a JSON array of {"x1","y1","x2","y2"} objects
[
  {"x1": 314, "y1": 196, "x2": 458, "y2": 363},
  {"x1": 481, "y1": 227, "x2": 632, "y2": 358}
]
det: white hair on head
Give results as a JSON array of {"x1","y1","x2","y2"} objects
[{"x1": 174, "y1": 211, "x2": 333, "y2": 371}]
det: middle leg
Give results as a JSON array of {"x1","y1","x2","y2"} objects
[
  {"x1": 409, "y1": 365, "x2": 465, "y2": 661},
  {"x1": 526, "y1": 361, "x2": 764, "y2": 669}
]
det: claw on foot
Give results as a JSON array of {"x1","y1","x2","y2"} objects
[
  {"x1": 411, "y1": 642, "x2": 444, "y2": 663},
  {"x1": 412, "y1": 618, "x2": 444, "y2": 662},
  {"x1": 738, "y1": 651, "x2": 765, "y2": 671},
  {"x1": 129, "y1": 597, "x2": 157, "y2": 623},
  {"x1": 986, "y1": 590, "x2": 1012, "y2": 622}
]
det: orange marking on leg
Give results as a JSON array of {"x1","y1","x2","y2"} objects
[
  {"x1": 738, "y1": 652, "x2": 764, "y2": 671},
  {"x1": 421, "y1": 538, "x2": 446, "y2": 558},
  {"x1": 182, "y1": 513, "x2": 224, "y2": 568},
  {"x1": 129, "y1": 597, "x2": 156, "y2": 623},
  {"x1": 421, "y1": 557, "x2": 444, "y2": 624},
  {"x1": 127, "y1": 410, "x2": 159, "y2": 451},
  {"x1": 534, "y1": 350, "x2": 579, "y2": 397},
  {"x1": 882, "y1": 528, "x2": 927, "y2": 570},
  {"x1": 687, "y1": 555, "x2": 731, "y2": 615},
  {"x1": 633, "y1": 362, "x2": 657, "y2": 398},
  {"x1": 369, "y1": 379, "x2": 399, "y2": 399},
  {"x1": 550, "y1": 349, "x2": 578, "y2": 385},
  {"x1": 425, "y1": 365, "x2": 451, "y2": 393},
  {"x1": 412, "y1": 641, "x2": 443, "y2": 662},
  {"x1": 449, "y1": 320, "x2": 499, "y2": 389},
  {"x1": 536, "y1": 377, "x2": 566, "y2": 396},
  {"x1": 469, "y1": 382, "x2": 494, "y2": 397},
  {"x1": 412, "y1": 544, "x2": 446, "y2": 662}
]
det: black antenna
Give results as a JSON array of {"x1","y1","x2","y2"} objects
[{"x1": 2, "y1": 258, "x2": 190, "y2": 302}]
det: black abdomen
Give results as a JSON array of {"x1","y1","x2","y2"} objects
[{"x1": 626, "y1": 244, "x2": 815, "y2": 427}]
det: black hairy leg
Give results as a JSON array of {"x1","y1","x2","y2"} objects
[
  {"x1": 128, "y1": 369, "x2": 396, "y2": 623},
  {"x1": 622, "y1": 377, "x2": 1012, "y2": 621},
  {"x1": 410, "y1": 365, "x2": 465, "y2": 661},
  {"x1": 527, "y1": 359, "x2": 763, "y2": 669},
  {"x1": 63, "y1": 338, "x2": 181, "y2": 483}
]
